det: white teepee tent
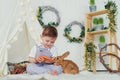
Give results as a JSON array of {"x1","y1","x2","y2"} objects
[{"x1": 0, "y1": 0, "x2": 42, "y2": 75}]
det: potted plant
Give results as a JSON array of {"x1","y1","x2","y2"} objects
[
  {"x1": 98, "y1": 35, "x2": 107, "y2": 51},
  {"x1": 97, "y1": 17, "x2": 104, "y2": 30},
  {"x1": 92, "y1": 17, "x2": 99, "y2": 30},
  {"x1": 89, "y1": 0, "x2": 97, "y2": 12}
]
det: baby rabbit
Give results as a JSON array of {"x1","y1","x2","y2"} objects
[{"x1": 54, "y1": 51, "x2": 79, "y2": 74}]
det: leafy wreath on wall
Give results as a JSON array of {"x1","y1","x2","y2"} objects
[
  {"x1": 36, "y1": 6, "x2": 60, "y2": 28},
  {"x1": 64, "y1": 21, "x2": 85, "y2": 43}
]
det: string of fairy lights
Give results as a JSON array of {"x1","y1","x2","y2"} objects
[{"x1": 14, "y1": 0, "x2": 40, "y2": 44}]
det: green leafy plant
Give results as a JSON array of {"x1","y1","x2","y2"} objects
[
  {"x1": 89, "y1": 0, "x2": 96, "y2": 12},
  {"x1": 105, "y1": 0, "x2": 117, "y2": 33},
  {"x1": 98, "y1": 35, "x2": 107, "y2": 51},
  {"x1": 89, "y1": 0, "x2": 95, "y2": 5},
  {"x1": 99, "y1": 35, "x2": 105, "y2": 44},
  {"x1": 93, "y1": 18, "x2": 99, "y2": 25},
  {"x1": 98, "y1": 17, "x2": 104, "y2": 25},
  {"x1": 84, "y1": 42, "x2": 97, "y2": 70}
]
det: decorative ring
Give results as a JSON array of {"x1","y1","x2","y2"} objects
[
  {"x1": 64, "y1": 21, "x2": 85, "y2": 43},
  {"x1": 37, "y1": 6, "x2": 60, "y2": 28}
]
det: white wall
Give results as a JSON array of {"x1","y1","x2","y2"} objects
[
  {"x1": 24, "y1": 0, "x2": 120, "y2": 70},
  {"x1": 26, "y1": 0, "x2": 91, "y2": 69}
]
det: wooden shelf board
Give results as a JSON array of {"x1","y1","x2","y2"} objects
[
  {"x1": 97, "y1": 52, "x2": 117, "y2": 54},
  {"x1": 97, "y1": 52, "x2": 108, "y2": 54},
  {"x1": 87, "y1": 29, "x2": 108, "y2": 35},
  {"x1": 87, "y1": 9, "x2": 108, "y2": 17}
]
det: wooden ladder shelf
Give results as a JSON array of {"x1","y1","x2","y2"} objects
[{"x1": 84, "y1": 9, "x2": 118, "y2": 72}]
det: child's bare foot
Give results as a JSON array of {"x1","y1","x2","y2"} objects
[{"x1": 50, "y1": 70, "x2": 58, "y2": 75}]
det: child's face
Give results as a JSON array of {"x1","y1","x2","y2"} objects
[{"x1": 41, "y1": 36, "x2": 57, "y2": 48}]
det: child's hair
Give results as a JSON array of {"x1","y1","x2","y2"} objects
[{"x1": 42, "y1": 26, "x2": 58, "y2": 37}]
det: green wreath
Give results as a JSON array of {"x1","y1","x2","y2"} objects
[
  {"x1": 36, "y1": 6, "x2": 60, "y2": 28},
  {"x1": 64, "y1": 21, "x2": 85, "y2": 43}
]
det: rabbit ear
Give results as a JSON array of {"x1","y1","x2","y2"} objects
[{"x1": 61, "y1": 51, "x2": 70, "y2": 59}]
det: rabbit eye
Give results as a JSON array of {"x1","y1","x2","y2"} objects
[
  {"x1": 56, "y1": 57, "x2": 61, "y2": 60},
  {"x1": 57, "y1": 57, "x2": 59, "y2": 60}
]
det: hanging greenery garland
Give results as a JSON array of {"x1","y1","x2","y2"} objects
[
  {"x1": 36, "y1": 6, "x2": 60, "y2": 28},
  {"x1": 64, "y1": 21, "x2": 85, "y2": 43},
  {"x1": 84, "y1": 42, "x2": 97, "y2": 71},
  {"x1": 105, "y1": 0, "x2": 118, "y2": 33}
]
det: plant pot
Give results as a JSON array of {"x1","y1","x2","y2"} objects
[
  {"x1": 95, "y1": 25, "x2": 104, "y2": 31},
  {"x1": 98, "y1": 43, "x2": 107, "y2": 51},
  {"x1": 89, "y1": 5, "x2": 96, "y2": 12}
]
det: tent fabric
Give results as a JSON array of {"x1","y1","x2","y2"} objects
[
  {"x1": 0, "y1": 0, "x2": 20, "y2": 75},
  {"x1": 0, "y1": 0, "x2": 39, "y2": 75},
  {"x1": 0, "y1": 22, "x2": 33, "y2": 75}
]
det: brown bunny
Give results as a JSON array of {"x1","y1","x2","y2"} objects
[{"x1": 54, "y1": 51, "x2": 79, "y2": 74}]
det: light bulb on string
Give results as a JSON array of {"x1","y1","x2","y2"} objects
[
  {"x1": 34, "y1": 36, "x2": 40, "y2": 41},
  {"x1": 29, "y1": 8, "x2": 34, "y2": 13},
  {"x1": 19, "y1": 27, "x2": 23, "y2": 32},
  {"x1": 33, "y1": 37, "x2": 38, "y2": 41},
  {"x1": 34, "y1": 37, "x2": 40, "y2": 44},
  {"x1": 21, "y1": 11, "x2": 26, "y2": 16},
  {"x1": 29, "y1": 27, "x2": 35, "y2": 32},
  {"x1": 31, "y1": 16, "x2": 37, "y2": 22},
  {"x1": 26, "y1": 0, "x2": 31, "y2": 4},
  {"x1": 6, "y1": 44, "x2": 11, "y2": 49},
  {"x1": 19, "y1": 2, "x2": 24, "y2": 6},
  {"x1": 17, "y1": 18, "x2": 22, "y2": 24}
]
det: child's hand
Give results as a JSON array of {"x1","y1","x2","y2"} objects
[
  {"x1": 35, "y1": 56, "x2": 44, "y2": 63},
  {"x1": 49, "y1": 70, "x2": 58, "y2": 75}
]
